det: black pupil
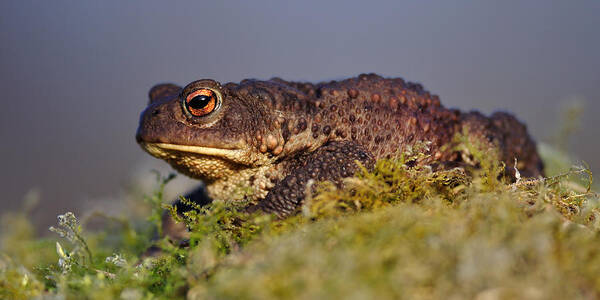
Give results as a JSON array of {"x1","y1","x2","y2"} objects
[{"x1": 188, "y1": 95, "x2": 211, "y2": 109}]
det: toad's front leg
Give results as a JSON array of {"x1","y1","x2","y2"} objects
[{"x1": 255, "y1": 141, "x2": 375, "y2": 217}]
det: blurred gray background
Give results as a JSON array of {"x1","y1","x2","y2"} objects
[{"x1": 1, "y1": 1, "x2": 598, "y2": 230}]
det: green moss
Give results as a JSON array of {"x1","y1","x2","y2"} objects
[
  {"x1": 305, "y1": 142, "x2": 468, "y2": 219},
  {"x1": 191, "y1": 198, "x2": 600, "y2": 299},
  {"x1": 0, "y1": 142, "x2": 598, "y2": 299}
]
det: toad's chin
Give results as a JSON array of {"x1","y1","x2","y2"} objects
[{"x1": 138, "y1": 142, "x2": 249, "y2": 181}]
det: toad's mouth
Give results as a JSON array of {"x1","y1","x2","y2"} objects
[
  {"x1": 139, "y1": 142, "x2": 252, "y2": 181},
  {"x1": 144, "y1": 142, "x2": 246, "y2": 161}
]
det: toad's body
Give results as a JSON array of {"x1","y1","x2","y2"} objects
[{"x1": 136, "y1": 74, "x2": 543, "y2": 217}]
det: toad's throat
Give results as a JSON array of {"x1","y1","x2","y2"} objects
[{"x1": 140, "y1": 142, "x2": 251, "y2": 181}]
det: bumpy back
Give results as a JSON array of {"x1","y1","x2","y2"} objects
[{"x1": 279, "y1": 74, "x2": 543, "y2": 178}]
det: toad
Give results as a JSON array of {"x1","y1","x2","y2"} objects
[{"x1": 136, "y1": 74, "x2": 543, "y2": 219}]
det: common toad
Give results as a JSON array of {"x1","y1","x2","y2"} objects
[{"x1": 136, "y1": 74, "x2": 543, "y2": 218}]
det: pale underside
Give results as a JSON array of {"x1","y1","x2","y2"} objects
[{"x1": 140, "y1": 142, "x2": 277, "y2": 201}]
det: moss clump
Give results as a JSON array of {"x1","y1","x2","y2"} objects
[
  {"x1": 191, "y1": 196, "x2": 600, "y2": 299},
  {"x1": 0, "y1": 140, "x2": 598, "y2": 299},
  {"x1": 305, "y1": 142, "x2": 470, "y2": 219}
]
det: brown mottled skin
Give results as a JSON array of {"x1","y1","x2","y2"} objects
[{"x1": 136, "y1": 73, "x2": 543, "y2": 222}]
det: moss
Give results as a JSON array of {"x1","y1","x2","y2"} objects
[
  {"x1": 191, "y1": 199, "x2": 600, "y2": 299},
  {"x1": 0, "y1": 142, "x2": 598, "y2": 299}
]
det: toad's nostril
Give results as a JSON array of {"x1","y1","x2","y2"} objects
[{"x1": 152, "y1": 108, "x2": 161, "y2": 116}]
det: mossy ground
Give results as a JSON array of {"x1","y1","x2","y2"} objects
[{"x1": 1, "y1": 141, "x2": 598, "y2": 300}]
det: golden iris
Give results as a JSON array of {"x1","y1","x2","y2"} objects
[{"x1": 185, "y1": 88, "x2": 218, "y2": 117}]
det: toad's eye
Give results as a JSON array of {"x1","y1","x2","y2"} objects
[{"x1": 184, "y1": 88, "x2": 219, "y2": 117}]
